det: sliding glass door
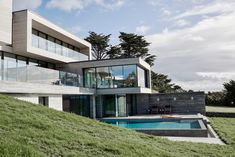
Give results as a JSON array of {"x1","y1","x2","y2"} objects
[
  {"x1": 102, "y1": 94, "x2": 127, "y2": 117},
  {"x1": 117, "y1": 95, "x2": 126, "y2": 117}
]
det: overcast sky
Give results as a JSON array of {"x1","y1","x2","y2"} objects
[{"x1": 13, "y1": 0, "x2": 235, "y2": 92}]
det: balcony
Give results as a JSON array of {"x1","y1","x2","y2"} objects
[{"x1": 1, "y1": 65, "x2": 83, "y2": 87}]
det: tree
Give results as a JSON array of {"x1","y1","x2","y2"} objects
[
  {"x1": 106, "y1": 45, "x2": 122, "y2": 59},
  {"x1": 151, "y1": 71, "x2": 184, "y2": 93},
  {"x1": 84, "y1": 32, "x2": 111, "y2": 60},
  {"x1": 223, "y1": 80, "x2": 235, "y2": 106},
  {"x1": 206, "y1": 91, "x2": 225, "y2": 106},
  {"x1": 118, "y1": 32, "x2": 156, "y2": 66}
]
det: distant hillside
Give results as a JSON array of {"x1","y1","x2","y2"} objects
[{"x1": 0, "y1": 94, "x2": 234, "y2": 157}]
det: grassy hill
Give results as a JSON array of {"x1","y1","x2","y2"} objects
[{"x1": 0, "y1": 94, "x2": 235, "y2": 157}]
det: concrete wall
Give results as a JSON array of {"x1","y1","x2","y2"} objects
[
  {"x1": 0, "y1": 80, "x2": 95, "y2": 95},
  {"x1": 48, "y1": 95, "x2": 63, "y2": 111},
  {"x1": 136, "y1": 92, "x2": 206, "y2": 115},
  {"x1": 0, "y1": 0, "x2": 12, "y2": 45},
  {"x1": 11, "y1": 94, "x2": 63, "y2": 111},
  {"x1": 136, "y1": 94, "x2": 150, "y2": 115},
  {"x1": 12, "y1": 10, "x2": 91, "y2": 63},
  {"x1": 14, "y1": 94, "x2": 39, "y2": 104}
]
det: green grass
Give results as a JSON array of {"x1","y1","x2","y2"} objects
[
  {"x1": 1, "y1": 94, "x2": 235, "y2": 157},
  {"x1": 206, "y1": 106, "x2": 235, "y2": 113}
]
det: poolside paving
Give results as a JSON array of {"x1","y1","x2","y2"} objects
[{"x1": 165, "y1": 136, "x2": 225, "y2": 145}]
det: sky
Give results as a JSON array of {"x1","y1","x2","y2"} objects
[{"x1": 13, "y1": 0, "x2": 235, "y2": 92}]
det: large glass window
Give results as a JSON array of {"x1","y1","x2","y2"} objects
[
  {"x1": 17, "y1": 56, "x2": 27, "y2": 82},
  {"x1": 117, "y1": 95, "x2": 126, "y2": 117},
  {"x1": 84, "y1": 68, "x2": 96, "y2": 88},
  {"x1": 63, "y1": 95, "x2": 90, "y2": 117},
  {"x1": 137, "y1": 66, "x2": 146, "y2": 88},
  {"x1": 3, "y1": 53, "x2": 17, "y2": 81},
  {"x1": 55, "y1": 39, "x2": 62, "y2": 55},
  {"x1": 84, "y1": 65, "x2": 139, "y2": 89},
  {"x1": 103, "y1": 95, "x2": 116, "y2": 117},
  {"x1": 28, "y1": 59, "x2": 37, "y2": 66},
  {"x1": 31, "y1": 29, "x2": 88, "y2": 61},
  {"x1": 123, "y1": 65, "x2": 137, "y2": 87},
  {"x1": 32, "y1": 29, "x2": 39, "y2": 48},
  {"x1": 96, "y1": 67, "x2": 111, "y2": 88},
  {"x1": 62, "y1": 42, "x2": 69, "y2": 57},
  {"x1": 68, "y1": 45, "x2": 74, "y2": 58},
  {"x1": 38, "y1": 32, "x2": 47, "y2": 50},
  {"x1": 110, "y1": 66, "x2": 124, "y2": 88},
  {"x1": 48, "y1": 36, "x2": 56, "y2": 53}
]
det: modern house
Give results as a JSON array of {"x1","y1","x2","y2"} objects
[{"x1": 0, "y1": 0, "x2": 205, "y2": 118}]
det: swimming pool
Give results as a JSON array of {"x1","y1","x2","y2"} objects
[
  {"x1": 102, "y1": 118, "x2": 208, "y2": 137},
  {"x1": 103, "y1": 119, "x2": 201, "y2": 129}
]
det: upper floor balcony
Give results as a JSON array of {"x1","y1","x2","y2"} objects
[
  {"x1": 12, "y1": 10, "x2": 91, "y2": 64},
  {"x1": 60, "y1": 57, "x2": 152, "y2": 94},
  {"x1": 0, "y1": 52, "x2": 83, "y2": 88}
]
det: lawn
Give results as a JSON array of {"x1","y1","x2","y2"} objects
[
  {"x1": 206, "y1": 106, "x2": 235, "y2": 113},
  {"x1": 0, "y1": 94, "x2": 235, "y2": 157}
]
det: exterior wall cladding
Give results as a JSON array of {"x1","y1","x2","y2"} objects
[{"x1": 136, "y1": 92, "x2": 206, "y2": 115}]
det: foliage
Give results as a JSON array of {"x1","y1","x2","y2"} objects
[
  {"x1": 84, "y1": 31, "x2": 111, "y2": 60},
  {"x1": 106, "y1": 45, "x2": 122, "y2": 59},
  {"x1": 206, "y1": 80, "x2": 235, "y2": 106},
  {"x1": 206, "y1": 92, "x2": 226, "y2": 106},
  {"x1": 117, "y1": 32, "x2": 156, "y2": 66},
  {"x1": 223, "y1": 80, "x2": 235, "y2": 106},
  {"x1": 151, "y1": 71, "x2": 184, "y2": 93},
  {"x1": 1, "y1": 94, "x2": 235, "y2": 156}
]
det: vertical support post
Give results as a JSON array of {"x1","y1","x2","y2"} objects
[
  {"x1": 91, "y1": 95, "x2": 96, "y2": 119},
  {"x1": 115, "y1": 94, "x2": 118, "y2": 117}
]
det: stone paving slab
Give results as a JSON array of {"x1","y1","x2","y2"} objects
[{"x1": 165, "y1": 136, "x2": 225, "y2": 145}]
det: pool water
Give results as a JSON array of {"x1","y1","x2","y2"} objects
[{"x1": 103, "y1": 119, "x2": 201, "y2": 129}]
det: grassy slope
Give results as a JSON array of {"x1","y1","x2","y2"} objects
[{"x1": 0, "y1": 94, "x2": 235, "y2": 157}]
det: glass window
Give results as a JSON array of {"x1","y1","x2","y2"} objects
[
  {"x1": 62, "y1": 42, "x2": 69, "y2": 57},
  {"x1": 123, "y1": 65, "x2": 137, "y2": 87},
  {"x1": 39, "y1": 96, "x2": 49, "y2": 107},
  {"x1": 68, "y1": 45, "x2": 74, "y2": 58},
  {"x1": 47, "y1": 63, "x2": 55, "y2": 69},
  {"x1": 78, "y1": 53, "x2": 89, "y2": 61},
  {"x1": 110, "y1": 66, "x2": 123, "y2": 88},
  {"x1": 65, "y1": 72, "x2": 79, "y2": 87},
  {"x1": 103, "y1": 95, "x2": 116, "y2": 117},
  {"x1": 63, "y1": 95, "x2": 90, "y2": 117},
  {"x1": 28, "y1": 58, "x2": 38, "y2": 66},
  {"x1": 31, "y1": 29, "x2": 89, "y2": 61},
  {"x1": 0, "y1": 52, "x2": 2, "y2": 80},
  {"x1": 38, "y1": 32, "x2": 47, "y2": 50},
  {"x1": 96, "y1": 67, "x2": 111, "y2": 88},
  {"x1": 117, "y1": 95, "x2": 127, "y2": 117},
  {"x1": 84, "y1": 68, "x2": 96, "y2": 88},
  {"x1": 137, "y1": 66, "x2": 146, "y2": 88},
  {"x1": 3, "y1": 53, "x2": 17, "y2": 81},
  {"x1": 32, "y1": 29, "x2": 39, "y2": 48},
  {"x1": 48, "y1": 36, "x2": 56, "y2": 53},
  {"x1": 55, "y1": 39, "x2": 62, "y2": 55},
  {"x1": 38, "y1": 61, "x2": 47, "y2": 68},
  {"x1": 74, "y1": 47, "x2": 80, "y2": 53},
  {"x1": 17, "y1": 56, "x2": 27, "y2": 82}
]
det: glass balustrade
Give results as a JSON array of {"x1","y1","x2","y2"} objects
[
  {"x1": 32, "y1": 29, "x2": 88, "y2": 61},
  {"x1": 1, "y1": 65, "x2": 83, "y2": 87}
]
